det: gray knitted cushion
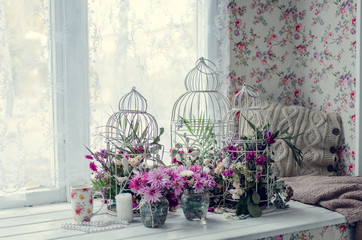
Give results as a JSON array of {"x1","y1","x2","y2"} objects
[{"x1": 260, "y1": 100, "x2": 342, "y2": 177}]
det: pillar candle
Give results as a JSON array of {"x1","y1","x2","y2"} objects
[{"x1": 115, "y1": 193, "x2": 134, "y2": 223}]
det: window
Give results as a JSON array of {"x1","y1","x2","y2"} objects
[{"x1": 0, "y1": 0, "x2": 225, "y2": 208}]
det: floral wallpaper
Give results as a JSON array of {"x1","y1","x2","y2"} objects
[{"x1": 226, "y1": 0, "x2": 357, "y2": 175}]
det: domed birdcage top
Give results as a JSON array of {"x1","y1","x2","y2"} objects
[
  {"x1": 106, "y1": 87, "x2": 159, "y2": 144},
  {"x1": 171, "y1": 57, "x2": 230, "y2": 123},
  {"x1": 184, "y1": 57, "x2": 219, "y2": 92},
  {"x1": 232, "y1": 84, "x2": 261, "y2": 110},
  {"x1": 224, "y1": 84, "x2": 271, "y2": 140},
  {"x1": 118, "y1": 87, "x2": 148, "y2": 112}
]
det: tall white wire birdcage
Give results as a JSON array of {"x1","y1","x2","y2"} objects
[
  {"x1": 170, "y1": 57, "x2": 230, "y2": 167},
  {"x1": 222, "y1": 84, "x2": 275, "y2": 213},
  {"x1": 105, "y1": 87, "x2": 164, "y2": 214}
]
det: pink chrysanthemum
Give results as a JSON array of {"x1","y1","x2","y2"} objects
[
  {"x1": 189, "y1": 165, "x2": 202, "y2": 172},
  {"x1": 142, "y1": 185, "x2": 162, "y2": 204},
  {"x1": 129, "y1": 172, "x2": 146, "y2": 193},
  {"x1": 193, "y1": 177, "x2": 206, "y2": 194},
  {"x1": 173, "y1": 182, "x2": 184, "y2": 196},
  {"x1": 205, "y1": 174, "x2": 216, "y2": 189},
  {"x1": 147, "y1": 168, "x2": 170, "y2": 189}
]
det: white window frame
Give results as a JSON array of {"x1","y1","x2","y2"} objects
[{"x1": 51, "y1": 0, "x2": 90, "y2": 202}]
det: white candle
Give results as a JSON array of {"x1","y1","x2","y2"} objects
[{"x1": 115, "y1": 193, "x2": 134, "y2": 223}]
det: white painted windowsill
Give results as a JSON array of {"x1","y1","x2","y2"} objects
[{"x1": 0, "y1": 200, "x2": 347, "y2": 240}]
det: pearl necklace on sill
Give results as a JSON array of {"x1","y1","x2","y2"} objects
[{"x1": 61, "y1": 220, "x2": 129, "y2": 233}]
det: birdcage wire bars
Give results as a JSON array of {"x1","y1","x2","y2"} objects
[
  {"x1": 222, "y1": 84, "x2": 275, "y2": 212},
  {"x1": 104, "y1": 87, "x2": 164, "y2": 214},
  {"x1": 170, "y1": 57, "x2": 230, "y2": 167}
]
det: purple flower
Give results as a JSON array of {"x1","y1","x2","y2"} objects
[
  {"x1": 142, "y1": 185, "x2": 162, "y2": 203},
  {"x1": 256, "y1": 155, "x2": 266, "y2": 165},
  {"x1": 193, "y1": 177, "x2": 206, "y2": 194},
  {"x1": 266, "y1": 131, "x2": 276, "y2": 144},
  {"x1": 256, "y1": 51, "x2": 262, "y2": 59},
  {"x1": 89, "y1": 162, "x2": 97, "y2": 172},
  {"x1": 129, "y1": 172, "x2": 146, "y2": 193},
  {"x1": 189, "y1": 165, "x2": 202, "y2": 172},
  {"x1": 245, "y1": 151, "x2": 255, "y2": 162},
  {"x1": 85, "y1": 155, "x2": 93, "y2": 160},
  {"x1": 147, "y1": 168, "x2": 170, "y2": 189},
  {"x1": 256, "y1": 170, "x2": 263, "y2": 179},
  {"x1": 222, "y1": 169, "x2": 234, "y2": 177}
]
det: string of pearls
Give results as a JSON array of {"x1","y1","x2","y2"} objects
[{"x1": 61, "y1": 220, "x2": 129, "y2": 233}]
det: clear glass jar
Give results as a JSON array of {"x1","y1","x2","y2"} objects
[
  {"x1": 181, "y1": 190, "x2": 210, "y2": 221},
  {"x1": 140, "y1": 197, "x2": 169, "y2": 228}
]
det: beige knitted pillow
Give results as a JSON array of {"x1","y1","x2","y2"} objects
[{"x1": 260, "y1": 100, "x2": 342, "y2": 177}]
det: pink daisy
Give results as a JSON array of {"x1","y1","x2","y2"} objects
[
  {"x1": 147, "y1": 168, "x2": 170, "y2": 189},
  {"x1": 189, "y1": 165, "x2": 202, "y2": 172},
  {"x1": 142, "y1": 185, "x2": 162, "y2": 204},
  {"x1": 129, "y1": 172, "x2": 146, "y2": 193},
  {"x1": 193, "y1": 177, "x2": 206, "y2": 194}
]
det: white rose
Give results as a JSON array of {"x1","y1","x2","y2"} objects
[
  {"x1": 222, "y1": 157, "x2": 230, "y2": 168},
  {"x1": 180, "y1": 170, "x2": 194, "y2": 177},
  {"x1": 203, "y1": 158, "x2": 211, "y2": 166}
]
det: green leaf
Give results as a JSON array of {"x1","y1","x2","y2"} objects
[
  {"x1": 236, "y1": 197, "x2": 248, "y2": 216},
  {"x1": 284, "y1": 139, "x2": 303, "y2": 167},
  {"x1": 247, "y1": 202, "x2": 262, "y2": 217},
  {"x1": 140, "y1": 126, "x2": 149, "y2": 141},
  {"x1": 159, "y1": 127, "x2": 164, "y2": 136},
  {"x1": 252, "y1": 190, "x2": 260, "y2": 204}
]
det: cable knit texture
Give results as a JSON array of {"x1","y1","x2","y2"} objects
[{"x1": 260, "y1": 100, "x2": 342, "y2": 177}]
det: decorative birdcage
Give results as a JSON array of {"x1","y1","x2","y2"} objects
[
  {"x1": 105, "y1": 87, "x2": 164, "y2": 214},
  {"x1": 170, "y1": 57, "x2": 230, "y2": 167},
  {"x1": 221, "y1": 84, "x2": 275, "y2": 216}
]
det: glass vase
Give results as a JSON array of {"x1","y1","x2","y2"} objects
[
  {"x1": 140, "y1": 197, "x2": 169, "y2": 228},
  {"x1": 181, "y1": 190, "x2": 210, "y2": 221}
]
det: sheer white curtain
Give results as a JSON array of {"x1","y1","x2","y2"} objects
[
  {"x1": 0, "y1": 0, "x2": 230, "y2": 208},
  {"x1": 88, "y1": 0, "x2": 230, "y2": 162},
  {"x1": 0, "y1": 0, "x2": 60, "y2": 208}
]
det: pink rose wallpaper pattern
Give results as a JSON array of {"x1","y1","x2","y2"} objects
[{"x1": 227, "y1": 0, "x2": 356, "y2": 176}]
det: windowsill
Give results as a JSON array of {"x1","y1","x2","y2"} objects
[{"x1": 0, "y1": 200, "x2": 348, "y2": 239}]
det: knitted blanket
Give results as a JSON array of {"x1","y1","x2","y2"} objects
[
  {"x1": 283, "y1": 176, "x2": 362, "y2": 240},
  {"x1": 261, "y1": 100, "x2": 342, "y2": 177}
]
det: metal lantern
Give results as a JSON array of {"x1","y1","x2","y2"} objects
[
  {"x1": 222, "y1": 84, "x2": 275, "y2": 212},
  {"x1": 105, "y1": 87, "x2": 164, "y2": 214},
  {"x1": 170, "y1": 57, "x2": 230, "y2": 166}
]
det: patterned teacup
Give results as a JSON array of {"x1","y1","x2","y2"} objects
[{"x1": 70, "y1": 184, "x2": 104, "y2": 222}]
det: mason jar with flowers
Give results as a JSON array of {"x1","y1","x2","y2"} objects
[{"x1": 179, "y1": 165, "x2": 216, "y2": 221}]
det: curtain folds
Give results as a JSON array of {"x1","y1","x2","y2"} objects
[{"x1": 0, "y1": 0, "x2": 230, "y2": 206}]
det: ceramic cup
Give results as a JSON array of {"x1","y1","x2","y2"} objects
[{"x1": 70, "y1": 184, "x2": 105, "y2": 222}]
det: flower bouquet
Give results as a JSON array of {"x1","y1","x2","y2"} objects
[
  {"x1": 128, "y1": 167, "x2": 183, "y2": 227},
  {"x1": 85, "y1": 123, "x2": 165, "y2": 214},
  {"x1": 217, "y1": 123, "x2": 302, "y2": 217},
  {"x1": 179, "y1": 165, "x2": 216, "y2": 221}
]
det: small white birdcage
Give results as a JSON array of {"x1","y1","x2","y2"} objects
[
  {"x1": 170, "y1": 57, "x2": 230, "y2": 167},
  {"x1": 105, "y1": 87, "x2": 164, "y2": 214},
  {"x1": 222, "y1": 84, "x2": 275, "y2": 214}
]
